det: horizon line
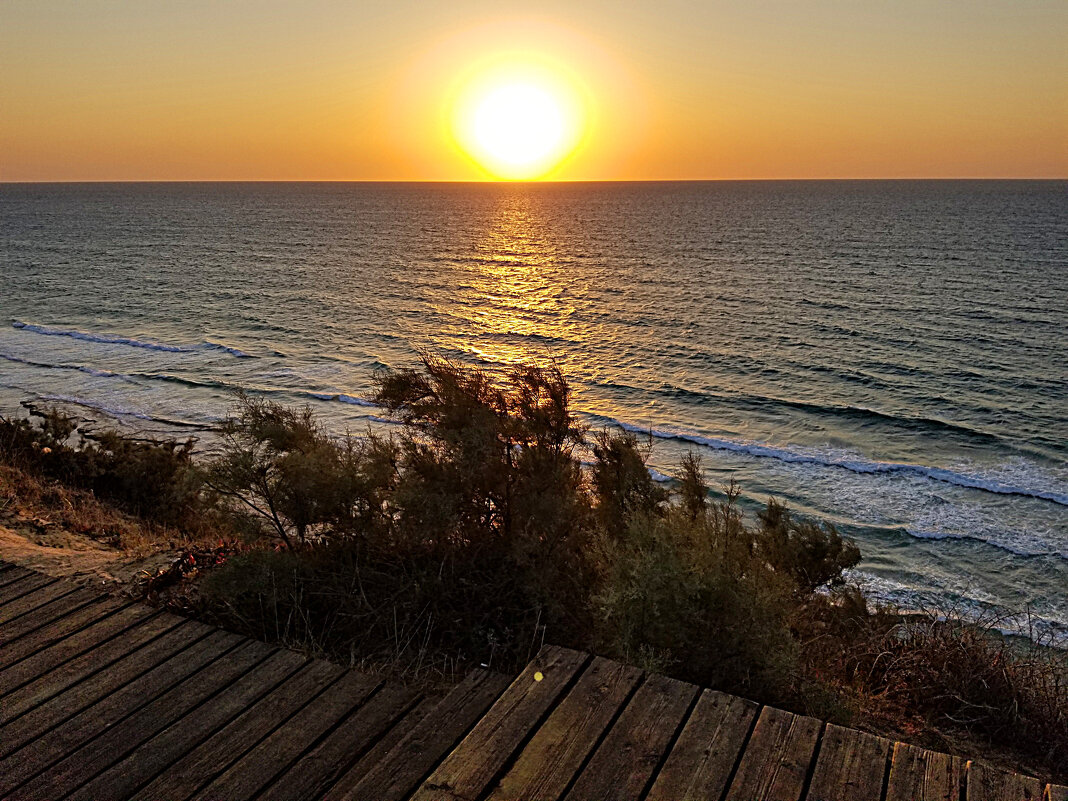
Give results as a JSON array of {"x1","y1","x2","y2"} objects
[{"x1": 3, "y1": 176, "x2": 1067, "y2": 185}]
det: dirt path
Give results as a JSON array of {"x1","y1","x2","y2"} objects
[{"x1": 0, "y1": 523, "x2": 174, "y2": 589}]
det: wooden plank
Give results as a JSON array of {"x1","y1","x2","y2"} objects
[
  {"x1": 1046, "y1": 784, "x2": 1068, "y2": 801},
  {"x1": 0, "y1": 580, "x2": 87, "y2": 628},
  {"x1": 65, "y1": 648, "x2": 307, "y2": 801},
  {"x1": 131, "y1": 659, "x2": 344, "y2": 801},
  {"x1": 488, "y1": 656, "x2": 643, "y2": 801},
  {"x1": 0, "y1": 594, "x2": 121, "y2": 672},
  {"x1": 0, "y1": 618, "x2": 208, "y2": 757},
  {"x1": 0, "y1": 567, "x2": 36, "y2": 591},
  {"x1": 563, "y1": 672, "x2": 699, "y2": 801},
  {"x1": 260, "y1": 681, "x2": 421, "y2": 801},
  {"x1": 192, "y1": 669, "x2": 381, "y2": 801},
  {"x1": 9, "y1": 637, "x2": 273, "y2": 801},
  {"x1": 0, "y1": 610, "x2": 184, "y2": 728},
  {"x1": 885, "y1": 741, "x2": 963, "y2": 801},
  {"x1": 2, "y1": 601, "x2": 131, "y2": 680},
  {"x1": 0, "y1": 599, "x2": 148, "y2": 692},
  {"x1": 967, "y1": 762, "x2": 1044, "y2": 801},
  {"x1": 410, "y1": 645, "x2": 589, "y2": 801},
  {"x1": 647, "y1": 690, "x2": 760, "y2": 801},
  {"x1": 0, "y1": 627, "x2": 238, "y2": 798},
  {"x1": 0, "y1": 572, "x2": 56, "y2": 605},
  {"x1": 806, "y1": 723, "x2": 892, "y2": 801},
  {"x1": 322, "y1": 693, "x2": 441, "y2": 801},
  {"x1": 724, "y1": 706, "x2": 823, "y2": 801}
]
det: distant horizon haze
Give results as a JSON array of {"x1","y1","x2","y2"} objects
[{"x1": 2, "y1": 1, "x2": 1065, "y2": 181}]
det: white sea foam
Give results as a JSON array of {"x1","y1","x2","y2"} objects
[{"x1": 605, "y1": 418, "x2": 1068, "y2": 506}]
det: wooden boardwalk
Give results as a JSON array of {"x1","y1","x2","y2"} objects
[{"x1": 1, "y1": 560, "x2": 1065, "y2": 801}]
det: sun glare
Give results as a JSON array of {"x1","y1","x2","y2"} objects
[{"x1": 451, "y1": 62, "x2": 586, "y2": 180}]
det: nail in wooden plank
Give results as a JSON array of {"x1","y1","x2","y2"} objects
[
  {"x1": 489, "y1": 657, "x2": 643, "y2": 801},
  {"x1": 885, "y1": 741, "x2": 962, "y2": 801},
  {"x1": 132, "y1": 659, "x2": 343, "y2": 801},
  {"x1": 724, "y1": 706, "x2": 822, "y2": 801},
  {"x1": 647, "y1": 690, "x2": 759, "y2": 801},
  {"x1": 0, "y1": 627, "x2": 238, "y2": 798},
  {"x1": 411, "y1": 645, "x2": 589, "y2": 801},
  {"x1": 66, "y1": 648, "x2": 306, "y2": 801},
  {"x1": 967, "y1": 762, "x2": 1044, "y2": 801},
  {"x1": 261, "y1": 680, "x2": 420, "y2": 801},
  {"x1": 191, "y1": 669, "x2": 380, "y2": 801},
  {"x1": 562, "y1": 672, "x2": 698, "y2": 801},
  {"x1": 8, "y1": 637, "x2": 271, "y2": 801}
]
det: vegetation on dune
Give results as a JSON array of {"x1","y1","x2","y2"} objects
[{"x1": 0, "y1": 356, "x2": 1065, "y2": 777}]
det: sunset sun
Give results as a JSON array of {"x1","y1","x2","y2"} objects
[{"x1": 451, "y1": 62, "x2": 586, "y2": 180}]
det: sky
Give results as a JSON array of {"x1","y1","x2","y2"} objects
[{"x1": 1, "y1": 0, "x2": 1066, "y2": 181}]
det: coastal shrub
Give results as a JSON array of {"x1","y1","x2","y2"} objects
[
  {"x1": 842, "y1": 614, "x2": 1068, "y2": 774},
  {"x1": 758, "y1": 499, "x2": 861, "y2": 594},
  {"x1": 205, "y1": 393, "x2": 398, "y2": 549},
  {"x1": 0, "y1": 406, "x2": 203, "y2": 527},
  {"x1": 591, "y1": 505, "x2": 800, "y2": 700}
]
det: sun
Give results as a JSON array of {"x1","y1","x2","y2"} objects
[{"x1": 451, "y1": 61, "x2": 587, "y2": 180}]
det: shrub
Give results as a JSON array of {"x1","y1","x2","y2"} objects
[
  {"x1": 0, "y1": 405, "x2": 203, "y2": 527},
  {"x1": 841, "y1": 613, "x2": 1068, "y2": 774}
]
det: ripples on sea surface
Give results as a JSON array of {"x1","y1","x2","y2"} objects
[{"x1": 1, "y1": 180, "x2": 1066, "y2": 640}]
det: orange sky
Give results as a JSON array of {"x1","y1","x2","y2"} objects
[{"x1": 1, "y1": 1, "x2": 1065, "y2": 181}]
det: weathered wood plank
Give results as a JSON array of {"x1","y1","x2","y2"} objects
[
  {"x1": 806, "y1": 723, "x2": 892, "y2": 801},
  {"x1": 488, "y1": 656, "x2": 643, "y2": 801},
  {"x1": 8, "y1": 637, "x2": 271, "y2": 801},
  {"x1": 724, "y1": 706, "x2": 822, "y2": 801},
  {"x1": 0, "y1": 627, "x2": 239, "y2": 798},
  {"x1": 562, "y1": 672, "x2": 699, "y2": 801},
  {"x1": 0, "y1": 598, "x2": 147, "y2": 691},
  {"x1": 0, "y1": 595, "x2": 121, "y2": 671},
  {"x1": 0, "y1": 580, "x2": 87, "y2": 629},
  {"x1": 0, "y1": 572, "x2": 56, "y2": 605},
  {"x1": 261, "y1": 681, "x2": 420, "y2": 801},
  {"x1": 0, "y1": 567, "x2": 37, "y2": 591},
  {"x1": 132, "y1": 659, "x2": 343, "y2": 801},
  {"x1": 885, "y1": 741, "x2": 963, "y2": 801},
  {"x1": 967, "y1": 761, "x2": 1044, "y2": 801},
  {"x1": 410, "y1": 645, "x2": 589, "y2": 801},
  {"x1": 647, "y1": 690, "x2": 760, "y2": 801},
  {"x1": 331, "y1": 669, "x2": 512, "y2": 801},
  {"x1": 1046, "y1": 784, "x2": 1068, "y2": 801},
  {"x1": 322, "y1": 693, "x2": 440, "y2": 801},
  {"x1": 65, "y1": 648, "x2": 306, "y2": 801},
  {"x1": 0, "y1": 610, "x2": 185, "y2": 728},
  {"x1": 191, "y1": 669, "x2": 380, "y2": 801}
]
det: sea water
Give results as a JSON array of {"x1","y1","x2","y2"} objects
[{"x1": 1, "y1": 180, "x2": 1065, "y2": 640}]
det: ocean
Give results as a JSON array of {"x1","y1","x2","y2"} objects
[{"x1": 1, "y1": 180, "x2": 1065, "y2": 640}]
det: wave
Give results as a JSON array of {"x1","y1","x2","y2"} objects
[
  {"x1": 35, "y1": 393, "x2": 210, "y2": 429},
  {"x1": 307, "y1": 392, "x2": 376, "y2": 407},
  {"x1": 600, "y1": 417, "x2": 1068, "y2": 507},
  {"x1": 12, "y1": 321, "x2": 254, "y2": 358},
  {"x1": 654, "y1": 382, "x2": 1002, "y2": 443},
  {"x1": 903, "y1": 527, "x2": 1067, "y2": 560},
  {"x1": 0, "y1": 351, "x2": 139, "y2": 384}
]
